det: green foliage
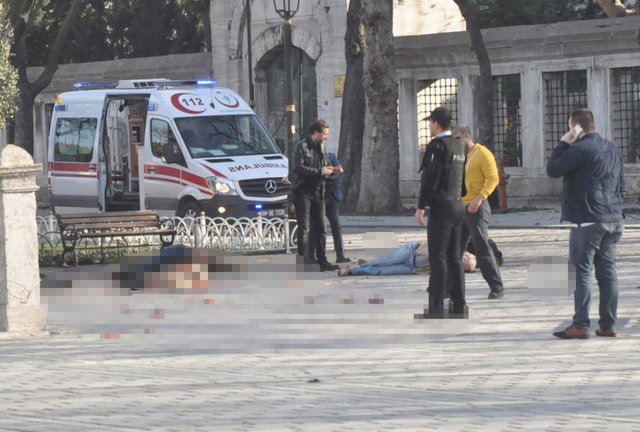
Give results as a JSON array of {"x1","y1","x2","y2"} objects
[
  {"x1": 477, "y1": 0, "x2": 606, "y2": 28},
  {"x1": 25, "y1": 0, "x2": 210, "y2": 66},
  {"x1": 0, "y1": 2, "x2": 18, "y2": 128}
]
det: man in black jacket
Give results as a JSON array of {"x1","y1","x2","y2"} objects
[
  {"x1": 292, "y1": 119, "x2": 339, "y2": 271},
  {"x1": 547, "y1": 108, "x2": 625, "y2": 339},
  {"x1": 414, "y1": 107, "x2": 467, "y2": 318}
]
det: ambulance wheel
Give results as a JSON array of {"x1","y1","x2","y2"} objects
[{"x1": 178, "y1": 200, "x2": 202, "y2": 219}]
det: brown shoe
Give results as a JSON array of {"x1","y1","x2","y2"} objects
[
  {"x1": 595, "y1": 328, "x2": 617, "y2": 337},
  {"x1": 553, "y1": 325, "x2": 590, "y2": 339}
]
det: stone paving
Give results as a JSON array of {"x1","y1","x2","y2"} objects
[{"x1": 2, "y1": 221, "x2": 640, "y2": 431}]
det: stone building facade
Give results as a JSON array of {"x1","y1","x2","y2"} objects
[
  {"x1": 396, "y1": 16, "x2": 640, "y2": 201},
  {"x1": 6, "y1": 7, "x2": 640, "y2": 204},
  {"x1": 211, "y1": 0, "x2": 465, "y2": 154}
]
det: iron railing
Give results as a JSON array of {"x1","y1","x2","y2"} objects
[
  {"x1": 543, "y1": 70, "x2": 588, "y2": 158},
  {"x1": 612, "y1": 66, "x2": 640, "y2": 164},
  {"x1": 417, "y1": 78, "x2": 458, "y2": 151},
  {"x1": 493, "y1": 74, "x2": 522, "y2": 167},
  {"x1": 37, "y1": 213, "x2": 299, "y2": 265}
]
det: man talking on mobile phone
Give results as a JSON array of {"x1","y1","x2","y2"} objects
[{"x1": 546, "y1": 108, "x2": 625, "y2": 339}]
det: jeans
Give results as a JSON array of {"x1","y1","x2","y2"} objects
[
  {"x1": 349, "y1": 243, "x2": 417, "y2": 276},
  {"x1": 293, "y1": 191, "x2": 327, "y2": 263},
  {"x1": 461, "y1": 200, "x2": 503, "y2": 293},
  {"x1": 569, "y1": 221, "x2": 623, "y2": 330},
  {"x1": 427, "y1": 199, "x2": 466, "y2": 306}
]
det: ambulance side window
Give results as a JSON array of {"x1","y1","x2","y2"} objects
[
  {"x1": 53, "y1": 118, "x2": 97, "y2": 163},
  {"x1": 150, "y1": 119, "x2": 186, "y2": 166}
]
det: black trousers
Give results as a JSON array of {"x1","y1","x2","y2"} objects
[
  {"x1": 325, "y1": 195, "x2": 346, "y2": 260},
  {"x1": 427, "y1": 199, "x2": 466, "y2": 308},
  {"x1": 461, "y1": 200, "x2": 503, "y2": 293},
  {"x1": 293, "y1": 191, "x2": 327, "y2": 262}
]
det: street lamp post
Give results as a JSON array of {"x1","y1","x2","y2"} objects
[{"x1": 273, "y1": 0, "x2": 300, "y2": 162}]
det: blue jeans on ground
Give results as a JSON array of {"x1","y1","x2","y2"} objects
[
  {"x1": 349, "y1": 243, "x2": 417, "y2": 276},
  {"x1": 569, "y1": 221, "x2": 623, "y2": 330}
]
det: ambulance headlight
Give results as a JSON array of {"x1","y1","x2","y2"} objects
[{"x1": 206, "y1": 177, "x2": 237, "y2": 195}]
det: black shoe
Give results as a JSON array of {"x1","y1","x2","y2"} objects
[
  {"x1": 414, "y1": 309, "x2": 447, "y2": 319},
  {"x1": 318, "y1": 261, "x2": 339, "y2": 271},
  {"x1": 296, "y1": 256, "x2": 320, "y2": 271},
  {"x1": 336, "y1": 257, "x2": 351, "y2": 263},
  {"x1": 488, "y1": 289, "x2": 504, "y2": 299},
  {"x1": 448, "y1": 302, "x2": 469, "y2": 319}
]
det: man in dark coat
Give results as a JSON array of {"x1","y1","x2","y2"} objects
[
  {"x1": 292, "y1": 119, "x2": 339, "y2": 272},
  {"x1": 547, "y1": 108, "x2": 625, "y2": 339},
  {"x1": 414, "y1": 107, "x2": 467, "y2": 319}
]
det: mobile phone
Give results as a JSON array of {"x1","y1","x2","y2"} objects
[{"x1": 573, "y1": 124, "x2": 583, "y2": 136}]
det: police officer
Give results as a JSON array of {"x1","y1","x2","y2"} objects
[{"x1": 414, "y1": 107, "x2": 467, "y2": 318}]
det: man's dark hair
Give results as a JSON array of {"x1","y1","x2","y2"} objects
[
  {"x1": 425, "y1": 107, "x2": 452, "y2": 130},
  {"x1": 309, "y1": 119, "x2": 330, "y2": 135},
  {"x1": 570, "y1": 108, "x2": 595, "y2": 133}
]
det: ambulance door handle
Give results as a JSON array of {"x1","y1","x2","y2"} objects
[
  {"x1": 148, "y1": 166, "x2": 156, "y2": 174},
  {"x1": 87, "y1": 164, "x2": 96, "y2": 172}
]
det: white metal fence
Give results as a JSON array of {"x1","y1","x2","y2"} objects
[{"x1": 37, "y1": 213, "x2": 299, "y2": 264}]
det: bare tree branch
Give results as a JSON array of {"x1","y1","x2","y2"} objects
[
  {"x1": 596, "y1": 0, "x2": 638, "y2": 17},
  {"x1": 7, "y1": 0, "x2": 34, "y2": 43},
  {"x1": 453, "y1": 0, "x2": 494, "y2": 150}
]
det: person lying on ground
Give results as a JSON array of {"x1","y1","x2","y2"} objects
[
  {"x1": 338, "y1": 241, "x2": 477, "y2": 276},
  {"x1": 114, "y1": 245, "x2": 248, "y2": 292}
]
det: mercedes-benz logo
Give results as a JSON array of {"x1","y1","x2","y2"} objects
[{"x1": 264, "y1": 179, "x2": 277, "y2": 194}]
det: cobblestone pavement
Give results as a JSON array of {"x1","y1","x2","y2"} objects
[{"x1": 2, "y1": 227, "x2": 640, "y2": 431}]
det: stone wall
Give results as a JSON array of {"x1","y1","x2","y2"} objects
[
  {"x1": 0, "y1": 145, "x2": 46, "y2": 334},
  {"x1": 396, "y1": 16, "x2": 640, "y2": 202},
  {"x1": 210, "y1": 0, "x2": 465, "y2": 155}
]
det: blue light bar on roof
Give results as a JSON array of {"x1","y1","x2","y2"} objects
[
  {"x1": 196, "y1": 79, "x2": 217, "y2": 85},
  {"x1": 73, "y1": 81, "x2": 119, "y2": 89}
]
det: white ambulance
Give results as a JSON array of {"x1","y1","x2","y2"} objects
[{"x1": 47, "y1": 79, "x2": 289, "y2": 218}]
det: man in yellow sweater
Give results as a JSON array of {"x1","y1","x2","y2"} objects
[{"x1": 452, "y1": 125, "x2": 505, "y2": 299}]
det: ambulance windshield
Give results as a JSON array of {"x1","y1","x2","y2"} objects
[{"x1": 175, "y1": 114, "x2": 281, "y2": 158}]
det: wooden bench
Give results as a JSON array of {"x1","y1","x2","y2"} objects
[{"x1": 56, "y1": 211, "x2": 176, "y2": 266}]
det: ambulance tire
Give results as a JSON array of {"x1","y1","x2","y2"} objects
[{"x1": 177, "y1": 200, "x2": 202, "y2": 219}]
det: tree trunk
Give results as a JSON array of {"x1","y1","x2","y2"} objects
[
  {"x1": 356, "y1": 0, "x2": 402, "y2": 214},
  {"x1": 9, "y1": 0, "x2": 83, "y2": 154},
  {"x1": 454, "y1": 0, "x2": 501, "y2": 208},
  {"x1": 12, "y1": 35, "x2": 35, "y2": 154},
  {"x1": 596, "y1": 0, "x2": 637, "y2": 17},
  {"x1": 337, "y1": 0, "x2": 365, "y2": 213},
  {"x1": 453, "y1": 0, "x2": 494, "y2": 151},
  {"x1": 15, "y1": 79, "x2": 35, "y2": 155}
]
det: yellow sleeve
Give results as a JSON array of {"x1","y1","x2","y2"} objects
[{"x1": 479, "y1": 148, "x2": 499, "y2": 199}]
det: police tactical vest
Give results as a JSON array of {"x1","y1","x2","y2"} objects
[{"x1": 439, "y1": 135, "x2": 465, "y2": 201}]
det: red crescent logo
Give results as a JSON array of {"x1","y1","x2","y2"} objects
[
  {"x1": 214, "y1": 93, "x2": 240, "y2": 108},
  {"x1": 171, "y1": 93, "x2": 207, "y2": 114}
]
